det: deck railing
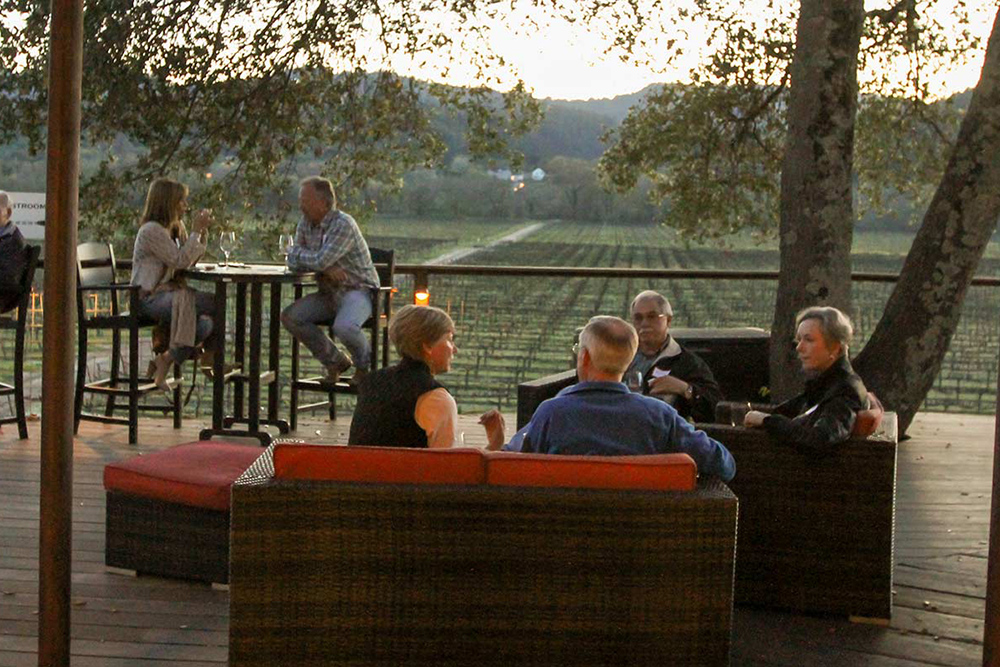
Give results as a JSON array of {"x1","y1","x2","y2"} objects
[{"x1": 7, "y1": 262, "x2": 1000, "y2": 418}]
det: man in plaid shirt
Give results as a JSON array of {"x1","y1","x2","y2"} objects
[{"x1": 281, "y1": 176, "x2": 380, "y2": 384}]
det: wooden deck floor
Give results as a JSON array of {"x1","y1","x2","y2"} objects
[{"x1": 0, "y1": 411, "x2": 993, "y2": 666}]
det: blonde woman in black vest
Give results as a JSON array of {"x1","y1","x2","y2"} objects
[{"x1": 348, "y1": 305, "x2": 505, "y2": 449}]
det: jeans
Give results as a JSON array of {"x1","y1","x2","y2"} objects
[
  {"x1": 280, "y1": 288, "x2": 372, "y2": 370},
  {"x1": 139, "y1": 289, "x2": 215, "y2": 363}
]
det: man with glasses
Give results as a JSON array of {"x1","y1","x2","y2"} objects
[
  {"x1": 512, "y1": 315, "x2": 735, "y2": 481},
  {"x1": 624, "y1": 290, "x2": 722, "y2": 423}
]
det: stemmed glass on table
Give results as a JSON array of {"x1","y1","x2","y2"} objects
[
  {"x1": 219, "y1": 231, "x2": 237, "y2": 267},
  {"x1": 279, "y1": 233, "x2": 294, "y2": 265}
]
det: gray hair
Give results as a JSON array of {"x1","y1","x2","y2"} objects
[
  {"x1": 579, "y1": 316, "x2": 638, "y2": 375},
  {"x1": 796, "y1": 306, "x2": 854, "y2": 350},
  {"x1": 389, "y1": 305, "x2": 455, "y2": 361},
  {"x1": 300, "y1": 176, "x2": 336, "y2": 208},
  {"x1": 630, "y1": 290, "x2": 673, "y2": 317},
  {"x1": 0, "y1": 191, "x2": 10, "y2": 212}
]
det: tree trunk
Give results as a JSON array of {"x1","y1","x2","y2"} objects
[
  {"x1": 770, "y1": 0, "x2": 864, "y2": 400},
  {"x1": 853, "y1": 10, "x2": 1000, "y2": 434}
]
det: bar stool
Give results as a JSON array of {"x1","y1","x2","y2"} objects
[
  {"x1": 74, "y1": 242, "x2": 182, "y2": 445},
  {"x1": 289, "y1": 248, "x2": 394, "y2": 427}
]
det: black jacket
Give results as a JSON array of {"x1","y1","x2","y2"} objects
[
  {"x1": 640, "y1": 343, "x2": 723, "y2": 423},
  {"x1": 0, "y1": 227, "x2": 28, "y2": 314},
  {"x1": 763, "y1": 355, "x2": 868, "y2": 454}
]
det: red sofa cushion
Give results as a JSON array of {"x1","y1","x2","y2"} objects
[
  {"x1": 852, "y1": 392, "x2": 885, "y2": 437},
  {"x1": 103, "y1": 441, "x2": 262, "y2": 511},
  {"x1": 272, "y1": 444, "x2": 487, "y2": 485},
  {"x1": 485, "y1": 452, "x2": 697, "y2": 491}
]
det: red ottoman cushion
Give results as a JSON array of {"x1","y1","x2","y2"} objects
[
  {"x1": 103, "y1": 441, "x2": 262, "y2": 511},
  {"x1": 485, "y1": 452, "x2": 697, "y2": 491}
]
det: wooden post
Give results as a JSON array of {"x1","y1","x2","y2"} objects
[
  {"x1": 38, "y1": 0, "x2": 83, "y2": 663},
  {"x1": 986, "y1": 339, "x2": 1000, "y2": 665}
]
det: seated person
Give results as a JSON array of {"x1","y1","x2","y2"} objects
[
  {"x1": 0, "y1": 190, "x2": 28, "y2": 314},
  {"x1": 281, "y1": 176, "x2": 380, "y2": 385},
  {"x1": 624, "y1": 290, "x2": 723, "y2": 422},
  {"x1": 514, "y1": 315, "x2": 735, "y2": 481},
  {"x1": 130, "y1": 178, "x2": 215, "y2": 390},
  {"x1": 348, "y1": 305, "x2": 505, "y2": 450},
  {"x1": 744, "y1": 306, "x2": 868, "y2": 453}
]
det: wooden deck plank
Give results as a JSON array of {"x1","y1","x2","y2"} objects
[{"x1": 0, "y1": 410, "x2": 993, "y2": 665}]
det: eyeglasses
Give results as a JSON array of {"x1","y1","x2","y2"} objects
[
  {"x1": 631, "y1": 312, "x2": 667, "y2": 325},
  {"x1": 572, "y1": 343, "x2": 580, "y2": 355}
]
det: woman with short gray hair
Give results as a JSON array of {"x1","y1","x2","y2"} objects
[
  {"x1": 349, "y1": 305, "x2": 505, "y2": 449},
  {"x1": 744, "y1": 306, "x2": 869, "y2": 453}
]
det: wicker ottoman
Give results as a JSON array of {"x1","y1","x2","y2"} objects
[{"x1": 103, "y1": 441, "x2": 263, "y2": 584}]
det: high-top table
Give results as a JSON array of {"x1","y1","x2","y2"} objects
[{"x1": 183, "y1": 263, "x2": 315, "y2": 446}]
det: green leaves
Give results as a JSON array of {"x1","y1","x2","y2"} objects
[{"x1": 0, "y1": 0, "x2": 542, "y2": 234}]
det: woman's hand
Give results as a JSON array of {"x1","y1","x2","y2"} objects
[
  {"x1": 744, "y1": 410, "x2": 768, "y2": 428},
  {"x1": 479, "y1": 409, "x2": 506, "y2": 451},
  {"x1": 192, "y1": 209, "x2": 213, "y2": 235}
]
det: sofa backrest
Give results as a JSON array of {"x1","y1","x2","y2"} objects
[
  {"x1": 485, "y1": 452, "x2": 697, "y2": 491},
  {"x1": 272, "y1": 444, "x2": 488, "y2": 485},
  {"x1": 271, "y1": 444, "x2": 699, "y2": 492}
]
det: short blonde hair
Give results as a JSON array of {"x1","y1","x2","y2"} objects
[
  {"x1": 389, "y1": 305, "x2": 455, "y2": 361},
  {"x1": 796, "y1": 306, "x2": 854, "y2": 350},
  {"x1": 579, "y1": 316, "x2": 638, "y2": 375},
  {"x1": 300, "y1": 176, "x2": 336, "y2": 209}
]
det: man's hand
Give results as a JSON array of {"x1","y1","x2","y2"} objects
[
  {"x1": 323, "y1": 266, "x2": 349, "y2": 283},
  {"x1": 647, "y1": 375, "x2": 689, "y2": 397},
  {"x1": 744, "y1": 410, "x2": 768, "y2": 428},
  {"x1": 479, "y1": 409, "x2": 506, "y2": 451}
]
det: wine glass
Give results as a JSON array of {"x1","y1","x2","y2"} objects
[
  {"x1": 623, "y1": 369, "x2": 642, "y2": 393},
  {"x1": 219, "y1": 231, "x2": 236, "y2": 267},
  {"x1": 279, "y1": 233, "x2": 294, "y2": 264}
]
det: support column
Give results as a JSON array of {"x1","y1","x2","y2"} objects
[{"x1": 38, "y1": 0, "x2": 84, "y2": 663}]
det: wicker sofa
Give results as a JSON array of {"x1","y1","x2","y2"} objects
[
  {"x1": 517, "y1": 372, "x2": 898, "y2": 620},
  {"x1": 229, "y1": 444, "x2": 738, "y2": 666}
]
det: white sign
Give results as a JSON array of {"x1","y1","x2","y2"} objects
[{"x1": 9, "y1": 191, "x2": 46, "y2": 241}]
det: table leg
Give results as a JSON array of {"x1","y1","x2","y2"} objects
[
  {"x1": 247, "y1": 282, "x2": 264, "y2": 433},
  {"x1": 233, "y1": 282, "x2": 247, "y2": 422},
  {"x1": 267, "y1": 282, "x2": 289, "y2": 433},
  {"x1": 211, "y1": 280, "x2": 227, "y2": 431}
]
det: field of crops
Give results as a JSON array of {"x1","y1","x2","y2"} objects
[{"x1": 3, "y1": 219, "x2": 999, "y2": 423}]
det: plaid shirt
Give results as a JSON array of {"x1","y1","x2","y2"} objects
[{"x1": 287, "y1": 209, "x2": 379, "y2": 292}]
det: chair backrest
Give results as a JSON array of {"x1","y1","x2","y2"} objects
[
  {"x1": 21, "y1": 245, "x2": 41, "y2": 294},
  {"x1": 77, "y1": 242, "x2": 118, "y2": 289},
  {"x1": 369, "y1": 247, "x2": 395, "y2": 287}
]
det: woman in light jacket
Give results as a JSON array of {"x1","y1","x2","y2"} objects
[{"x1": 130, "y1": 178, "x2": 215, "y2": 390}]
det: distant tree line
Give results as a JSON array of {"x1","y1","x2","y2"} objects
[{"x1": 370, "y1": 157, "x2": 658, "y2": 224}]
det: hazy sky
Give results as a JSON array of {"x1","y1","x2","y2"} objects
[{"x1": 386, "y1": 1, "x2": 997, "y2": 101}]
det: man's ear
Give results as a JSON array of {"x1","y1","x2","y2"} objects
[
  {"x1": 665, "y1": 314, "x2": 673, "y2": 329},
  {"x1": 576, "y1": 346, "x2": 590, "y2": 375}
]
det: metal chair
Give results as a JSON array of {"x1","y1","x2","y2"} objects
[
  {"x1": 0, "y1": 245, "x2": 41, "y2": 439},
  {"x1": 74, "y1": 242, "x2": 182, "y2": 444},
  {"x1": 289, "y1": 247, "x2": 394, "y2": 427}
]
